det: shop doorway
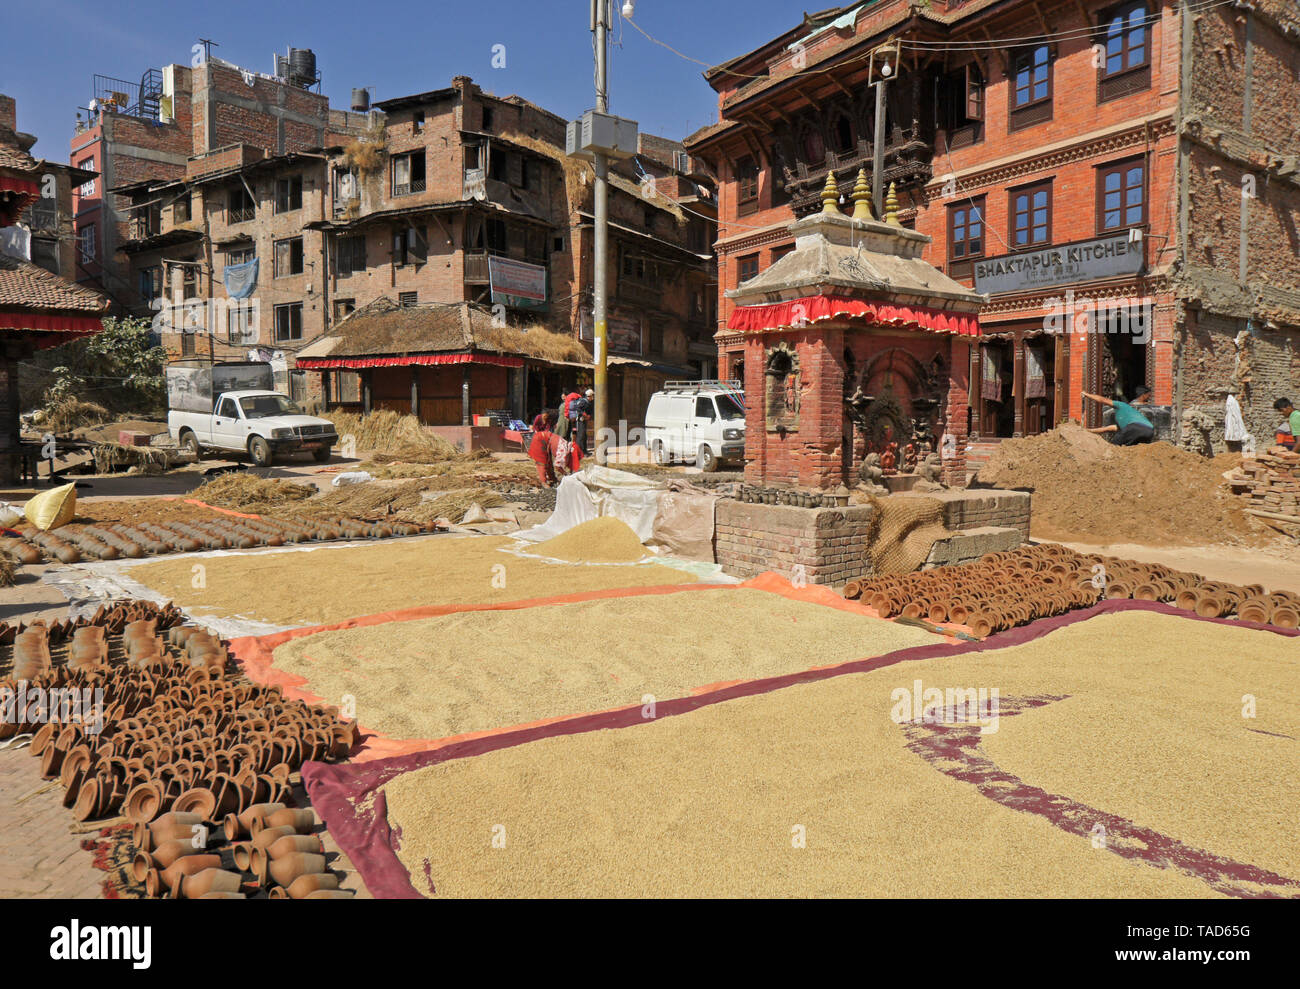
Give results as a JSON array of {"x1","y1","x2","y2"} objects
[{"x1": 979, "y1": 339, "x2": 1015, "y2": 438}]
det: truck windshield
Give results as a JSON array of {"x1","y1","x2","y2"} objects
[
  {"x1": 716, "y1": 393, "x2": 745, "y2": 421},
  {"x1": 240, "y1": 395, "x2": 302, "y2": 418}
]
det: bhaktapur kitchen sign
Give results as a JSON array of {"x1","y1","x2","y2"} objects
[{"x1": 974, "y1": 232, "x2": 1143, "y2": 295}]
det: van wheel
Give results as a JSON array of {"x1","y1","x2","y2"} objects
[
  {"x1": 698, "y1": 444, "x2": 718, "y2": 472},
  {"x1": 180, "y1": 430, "x2": 201, "y2": 458},
  {"x1": 652, "y1": 440, "x2": 670, "y2": 466},
  {"x1": 248, "y1": 436, "x2": 272, "y2": 467},
  {"x1": 312, "y1": 445, "x2": 332, "y2": 463}
]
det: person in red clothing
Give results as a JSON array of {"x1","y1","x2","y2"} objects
[
  {"x1": 531, "y1": 409, "x2": 555, "y2": 434},
  {"x1": 529, "y1": 426, "x2": 560, "y2": 486}
]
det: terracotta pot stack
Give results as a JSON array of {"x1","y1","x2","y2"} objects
[
  {"x1": 0, "y1": 516, "x2": 435, "y2": 568},
  {"x1": 843, "y1": 544, "x2": 1300, "y2": 636}
]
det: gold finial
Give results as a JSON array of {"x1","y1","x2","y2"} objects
[
  {"x1": 851, "y1": 167, "x2": 873, "y2": 221},
  {"x1": 821, "y1": 172, "x2": 841, "y2": 215},
  {"x1": 884, "y1": 182, "x2": 902, "y2": 227}
]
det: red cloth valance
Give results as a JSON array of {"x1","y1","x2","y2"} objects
[
  {"x1": 0, "y1": 174, "x2": 40, "y2": 199},
  {"x1": 295, "y1": 353, "x2": 524, "y2": 370},
  {"x1": 0, "y1": 312, "x2": 104, "y2": 348},
  {"x1": 727, "y1": 294, "x2": 980, "y2": 337}
]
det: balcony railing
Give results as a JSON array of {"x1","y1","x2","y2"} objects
[
  {"x1": 392, "y1": 178, "x2": 427, "y2": 197},
  {"x1": 129, "y1": 214, "x2": 161, "y2": 241},
  {"x1": 228, "y1": 204, "x2": 255, "y2": 224}
]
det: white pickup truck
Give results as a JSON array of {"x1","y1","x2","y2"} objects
[{"x1": 167, "y1": 361, "x2": 338, "y2": 467}]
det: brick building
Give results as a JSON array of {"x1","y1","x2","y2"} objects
[
  {"x1": 686, "y1": 0, "x2": 1300, "y2": 467},
  {"x1": 108, "y1": 66, "x2": 716, "y2": 428}
]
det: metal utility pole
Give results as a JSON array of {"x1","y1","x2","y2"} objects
[{"x1": 592, "y1": 0, "x2": 610, "y2": 463}]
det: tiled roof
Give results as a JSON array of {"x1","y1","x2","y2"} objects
[
  {"x1": 0, "y1": 144, "x2": 38, "y2": 174},
  {"x1": 0, "y1": 254, "x2": 111, "y2": 314}
]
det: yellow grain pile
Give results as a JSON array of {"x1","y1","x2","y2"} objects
[
  {"x1": 190, "y1": 474, "x2": 315, "y2": 511},
  {"x1": 530, "y1": 517, "x2": 648, "y2": 563},
  {"x1": 382, "y1": 610, "x2": 1297, "y2": 897},
  {"x1": 271, "y1": 588, "x2": 940, "y2": 741},
  {"x1": 130, "y1": 535, "x2": 695, "y2": 626}
]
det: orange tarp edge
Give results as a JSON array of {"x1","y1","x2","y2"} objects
[
  {"x1": 227, "y1": 572, "x2": 956, "y2": 763},
  {"x1": 159, "y1": 495, "x2": 264, "y2": 520}
]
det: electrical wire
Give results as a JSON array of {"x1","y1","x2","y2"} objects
[{"x1": 621, "y1": 1, "x2": 1234, "y2": 81}]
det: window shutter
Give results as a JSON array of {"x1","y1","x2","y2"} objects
[{"x1": 966, "y1": 63, "x2": 984, "y2": 121}]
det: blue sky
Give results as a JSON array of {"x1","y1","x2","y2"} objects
[{"x1": 4, "y1": 0, "x2": 809, "y2": 161}]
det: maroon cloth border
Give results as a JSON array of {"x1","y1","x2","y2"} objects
[{"x1": 302, "y1": 597, "x2": 1299, "y2": 898}]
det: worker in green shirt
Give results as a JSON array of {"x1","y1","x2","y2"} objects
[
  {"x1": 1082, "y1": 387, "x2": 1155, "y2": 446},
  {"x1": 1273, "y1": 398, "x2": 1300, "y2": 450}
]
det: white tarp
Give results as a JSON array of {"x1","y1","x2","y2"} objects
[{"x1": 514, "y1": 466, "x2": 664, "y2": 545}]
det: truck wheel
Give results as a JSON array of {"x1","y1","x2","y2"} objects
[
  {"x1": 248, "y1": 436, "x2": 272, "y2": 467},
  {"x1": 180, "y1": 431, "x2": 201, "y2": 458},
  {"x1": 698, "y1": 444, "x2": 718, "y2": 472},
  {"x1": 652, "y1": 440, "x2": 670, "y2": 466},
  {"x1": 312, "y1": 445, "x2": 332, "y2": 463}
]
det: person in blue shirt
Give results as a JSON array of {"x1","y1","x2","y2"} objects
[{"x1": 1082, "y1": 387, "x2": 1154, "y2": 446}]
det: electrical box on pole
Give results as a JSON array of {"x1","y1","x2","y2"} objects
[{"x1": 566, "y1": 110, "x2": 639, "y2": 161}]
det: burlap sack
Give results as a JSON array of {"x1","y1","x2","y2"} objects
[{"x1": 864, "y1": 494, "x2": 950, "y2": 575}]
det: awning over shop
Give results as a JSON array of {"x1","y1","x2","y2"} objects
[
  {"x1": 295, "y1": 352, "x2": 523, "y2": 370},
  {"x1": 728, "y1": 293, "x2": 980, "y2": 337}
]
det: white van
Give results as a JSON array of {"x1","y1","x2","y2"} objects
[{"x1": 643, "y1": 380, "x2": 746, "y2": 471}]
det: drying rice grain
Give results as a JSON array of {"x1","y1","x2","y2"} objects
[
  {"x1": 383, "y1": 610, "x2": 1296, "y2": 897},
  {"x1": 131, "y1": 535, "x2": 694, "y2": 626},
  {"x1": 271, "y1": 588, "x2": 941, "y2": 741},
  {"x1": 530, "y1": 517, "x2": 648, "y2": 563}
]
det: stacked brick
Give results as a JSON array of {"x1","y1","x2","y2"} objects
[{"x1": 1230, "y1": 448, "x2": 1300, "y2": 522}]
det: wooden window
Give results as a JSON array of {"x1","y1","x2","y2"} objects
[
  {"x1": 392, "y1": 152, "x2": 426, "y2": 196},
  {"x1": 333, "y1": 299, "x2": 355, "y2": 322},
  {"x1": 399, "y1": 291, "x2": 418, "y2": 307},
  {"x1": 180, "y1": 332, "x2": 196, "y2": 356},
  {"x1": 275, "y1": 175, "x2": 302, "y2": 213},
  {"x1": 174, "y1": 192, "x2": 192, "y2": 223},
  {"x1": 225, "y1": 247, "x2": 253, "y2": 267},
  {"x1": 736, "y1": 155, "x2": 759, "y2": 212},
  {"x1": 77, "y1": 158, "x2": 95, "y2": 196},
  {"x1": 948, "y1": 197, "x2": 985, "y2": 260},
  {"x1": 274, "y1": 237, "x2": 304, "y2": 277},
  {"x1": 737, "y1": 253, "x2": 759, "y2": 285},
  {"x1": 1009, "y1": 181, "x2": 1051, "y2": 248},
  {"x1": 228, "y1": 186, "x2": 254, "y2": 223},
  {"x1": 937, "y1": 64, "x2": 985, "y2": 150},
  {"x1": 1101, "y1": 2, "x2": 1149, "y2": 76},
  {"x1": 227, "y1": 301, "x2": 255, "y2": 345},
  {"x1": 77, "y1": 223, "x2": 95, "y2": 262},
  {"x1": 1098, "y1": 2, "x2": 1152, "y2": 101},
  {"x1": 138, "y1": 266, "x2": 161, "y2": 303},
  {"x1": 1096, "y1": 158, "x2": 1146, "y2": 231},
  {"x1": 181, "y1": 264, "x2": 199, "y2": 299},
  {"x1": 392, "y1": 225, "x2": 427, "y2": 265},
  {"x1": 273, "y1": 303, "x2": 303, "y2": 342},
  {"x1": 1012, "y1": 45, "x2": 1052, "y2": 109},
  {"x1": 333, "y1": 235, "x2": 366, "y2": 276}
]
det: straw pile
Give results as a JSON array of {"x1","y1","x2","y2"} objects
[
  {"x1": 190, "y1": 474, "x2": 315, "y2": 511},
  {"x1": 272, "y1": 588, "x2": 939, "y2": 742},
  {"x1": 531, "y1": 517, "x2": 648, "y2": 563},
  {"x1": 130, "y1": 535, "x2": 697, "y2": 626},
  {"x1": 295, "y1": 479, "x2": 428, "y2": 519},
  {"x1": 40, "y1": 397, "x2": 110, "y2": 434},
  {"x1": 0, "y1": 553, "x2": 15, "y2": 587},
  {"x1": 329, "y1": 410, "x2": 459, "y2": 463},
  {"x1": 382, "y1": 610, "x2": 1295, "y2": 898},
  {"x1": 405, "y1": 489, "x2": 505, "y2": 525}
]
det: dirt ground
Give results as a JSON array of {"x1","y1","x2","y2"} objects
[
  {"x1": 382, "y1": 610, "x2": 1298, "y2": 898},
  {"x1": 974, "y1": 423, "x2": 1277, "y2": 550}
]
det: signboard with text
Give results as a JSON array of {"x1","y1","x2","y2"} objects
[
  {"x1": 974, "y1": 232, "x2": 1143, "y2": 295},
  {"x1": 488, "y1": 256, "x2": 547, "y2": 311},
  {"x1": 580, "y1": 308, "x2": 643, "y2": 356}
]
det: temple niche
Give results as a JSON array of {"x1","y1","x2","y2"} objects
[{"x1": 764, "y1": 342, "x2": 801, "y2": 433}]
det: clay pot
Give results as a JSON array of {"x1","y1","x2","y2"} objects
[
  {"x1": 124, "y1": 782, "x2": 165, "y2": 824},
  {"x1": 267, "y1": 852, "x2": 326, "y2": 888},
  {"x1": 1194, "y1": 594, "x2": 1226, "y2": 619},
  {"x1": 286, "y1": 872, "x2": 339, "y2": 898},
  {"x1": 159, "y1": 853, "x2": 222, "y2": 891},
  {"x1": 261, "y1": 807, "x2": 316, "y2": 835},
  {"x1": 172, "y1": 786, "x2": 218, "y2": 822},
  {"x1": 174, "y1": 868, "x2": 243, "y2": 899},
  {"x1": 967, "y1": 613, "x2": 995, "y2": 639},
  {"x1": 1237, "y1": 600, "x2": 1271, "y2": 624},
  {"x1": 71, "y1": 777, "x2": 102, "y2": 822},
  {"x1": 249, "y1": 824, "x2": 296, "y2": 853},
  {"x1": 1131, "y1": 583, "x2": 1160, "y2": 602},
  {"x1": 1175, "y1": 588, "x2": 1201, "y2": 612},
  {"x1": 267, "y1": 833, "x2": 325, "y2": 859},
  {"x1": 146, "y1": 837, "x2": 207, "y2": 872},
  {"x1": 1270, "y1": 606, "x2": 1300, "y2": 629}
]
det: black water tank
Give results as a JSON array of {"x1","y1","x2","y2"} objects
[
  {"x1": 351, "y1": 88, "x2": 369, "y2": 112},
  {"x1": 289, "y1": 48, "x2": 316, "y2": 87}
]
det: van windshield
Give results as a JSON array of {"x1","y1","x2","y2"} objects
[{"x1": 716, "y1": 393, "x2": 745, "y2": 421}]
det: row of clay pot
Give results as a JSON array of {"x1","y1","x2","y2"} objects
[
  {"x1": 844, "y1": 544, "x2": 1300, "y2": 635},
  {"x1": 132, "y1": 805, "x2": 353, "y2": 899},
  {"x1": 0, "y1": 600, "x2": 186, "y2": 649},
  {"x1": 3, "y1": 515, "x2": 434, "y2": 568}
]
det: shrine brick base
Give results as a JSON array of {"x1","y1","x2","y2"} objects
[{"x1": 716, "y1": 489, "x2": 1032, "y2": 586}]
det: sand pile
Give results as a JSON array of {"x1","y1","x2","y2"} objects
[
  {"x1": 531, "y1": 517, "x2": 648, "y2": 563},
  {"x1": 974, "y1": 423, "x2": 1260, "y2": 546},
  {"x1": 273, "y1": 588, "x2": 939, "y2": 742},
  {"x1": 191, "y1": 474, "x2": 315, "y2": 511},
  {"x1": 131, "y1": 535, "x2": 696, "y2": 626},
  {"x1": 382, "y1": 610, "x2": 1298, "y2": 898},
  {"x1": 329, "y1": 410, "x2": 459, "y2": 463}
]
